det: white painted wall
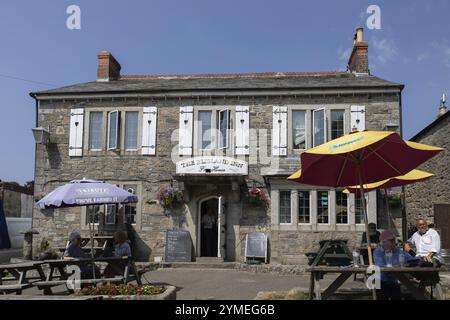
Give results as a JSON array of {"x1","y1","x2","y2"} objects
[{"x1": 5, "y1": 218, "x2": 32, "y2": 249}]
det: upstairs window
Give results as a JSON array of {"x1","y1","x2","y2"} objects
[
  {"x1": 124, "y1": 111, "x2": 139, "y2": 150},
  {"x1": 313, "y1": 109, "x2": 326, "y2": 147},
  {"x1": 292, "y1": 110, "x2": 306, "y2": 150},
  {"x1": 107, "y1": 111, "x2": 119, "y2": 150},
  {"x1": 331, "y1": 110, "x2": 345, "y2": 140},
  {"x1": 89, "y1": 112, "x2": 103, "y2": 150},
  {"x1": 198, "y1": 111, "x2": 212, "y2": 150},
  {"x1": 218, "y1": 109, "x2": 230, "y2": 149}
]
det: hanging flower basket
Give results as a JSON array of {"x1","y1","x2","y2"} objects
[
  {"x1": 246, "y1": 187, "x2": 269, "y2": 209},
  {"x1": 157, "y1": 187, "x2": 184, "y2": 210}
]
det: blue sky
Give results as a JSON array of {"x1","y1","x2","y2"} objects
[{"x1": 0, "y1": 0, "x2": 449, "y2": 184}]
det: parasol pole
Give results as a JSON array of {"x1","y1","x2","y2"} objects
[
  {"x1": 89, "y1": 211, "x2": 96, "y2": 280},
  {"x1": 384, "y1": 188, "x2": 392, "y2": 230},
  {"x1": 357, "y1": 164, "x2": 377, "y2": 300}
]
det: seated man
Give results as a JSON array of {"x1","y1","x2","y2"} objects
[
  {"x1": 404, "y1": 218, "x2": 443, "y2": 267},
  {"x1": 361, "y1": 223, "x2": 381, "y2": 264},
  {"x1": 63, "y1": 231, "x2": 100, "y2": 279},
  {"x1": 373, "y1": 230, "x2": 417, "y2": 300}
]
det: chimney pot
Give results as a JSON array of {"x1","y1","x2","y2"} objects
[
  {"x1": 356, "y1": 27, "x2": 364, "y2": 42},
  {"x1": 439, "y1": 93, "x2": 447, "y2": 116},
  {"x1": 97, "y1": 51, "x2": 121, "y2": 82}
]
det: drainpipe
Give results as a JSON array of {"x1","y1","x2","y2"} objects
[{"x1": 398, "y1": 90, "x2": 408, "y2": 241}]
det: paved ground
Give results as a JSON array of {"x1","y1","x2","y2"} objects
[{"x1": 141, "y1": 268, "x2": 367, "y2": 300}]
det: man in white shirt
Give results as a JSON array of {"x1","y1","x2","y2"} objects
[{"x1": 404, "y1": 218, "x2": 443, "y2": 266}]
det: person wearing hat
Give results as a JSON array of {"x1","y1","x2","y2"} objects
[
  {"x1": 63, "y1": 230, "x2": 100, "y2": 279},
  {"x1": 373, "y1": 229, "x2": 418, "y2": 300}
]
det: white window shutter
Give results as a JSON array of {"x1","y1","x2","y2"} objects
[
  {"x1": 235, "y1": 106, "x2": 250, "y2": 155},
  {"x1": 272, "y1": 106, "x2": 288, "y2": 156},
  {"x1": 179, "y1": 106, "x2": 193, "y2": 155},
  {"x1": 69, "y1": 108, "x2": 84, "y2": 157},
  {"x1": 142, "y1": 106, "x2": 157, "y2": 155},
  {"x1": 350, "y1": 105, "x2": 366, "y2": 132}
]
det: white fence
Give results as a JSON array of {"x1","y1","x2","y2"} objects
[{"x1": 5, "y1": 218, "x2": 32, "y2": 249}]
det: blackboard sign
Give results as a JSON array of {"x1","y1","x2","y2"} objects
[
  {"x1": 165, "y1": 229, "x2": 193, "y2": 262},
  {"x1": 245, "y1": 232, "x2": 268, "y2": 263}
]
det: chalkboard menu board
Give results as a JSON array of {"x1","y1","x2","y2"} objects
[
  {"x1": 165, "y1": 229, "x2": 193, "y2": 262},
  {"x1": 245, "y1": 232, "x2": 268, "y2": 263}
]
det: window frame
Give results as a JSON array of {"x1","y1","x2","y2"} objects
[
  {"x1": 107, "y1": 110, "x2": 120, "y2": 150},
  {"x1": 335, "y1": 190, "x2": 349, "y2": 225},
  {"x1": 298, "y1": 190, "x2": 311, "y2": 225},
  {"x1": 218, "y1": 109, "x2": 230, "y2": 150},
  {"x1": 88, "y1": 111, "x2": 104, "y2": 151},
  {"x1": 124, "y1": 111, "x2": 139, "y2": 151},
  {"x1": 279, "y1": 190, "x2": 292, "y2": 225},
  {"x1": 317, "y1": 190, "x2": 330, "y2": 225},
  {"x1": 291, "y1": 110, "x2": 307, "y2": 150},
  {"x1": 198, "y1": 110, "x2": 213, "y2": 151},
  {"x1": 330, "y1": 109, "x2": 346, "y2": 140},
  {"x1": 313, "y1": 108, "x2": 327, "y2": 147}
]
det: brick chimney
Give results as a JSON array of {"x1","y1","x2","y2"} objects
[
  {"x1": 97, "y1": 51, "x2": 121, "y2": 81},
  {"x1": 347, "y1": 27, "x2": 369, "y2": 74}
]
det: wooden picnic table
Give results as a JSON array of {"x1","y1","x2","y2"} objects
[
  {"x1": 0, "y1": 261, "x2": 47, "y2": 295},
  {"x1": 55, "y1": 236, "x2": 114, "y2": 255},
  {"x1": 307, "y1": 265, "x2": 447, "y2": 300},
  {"x1": 35, "y1": 256, "x2": 142, "y2": 295}
]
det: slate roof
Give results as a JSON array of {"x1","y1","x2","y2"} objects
[{"x1": 31, "y1": 71, "x2": 403, "y2": 97}]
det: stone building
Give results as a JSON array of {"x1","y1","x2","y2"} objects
[
  {"x1": 405, "y1": 98, "x2": 449, "y2": 249},
  {"x1": 30, "y1": 28, "x2": 404, "y2": 264}
]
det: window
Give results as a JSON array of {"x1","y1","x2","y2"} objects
[
  {"x1": 124, "y1": 111, "x2": 138, "y2": 150},
  {"x1": 279, "y1": 191, "x2": 291, "y2": 224},
  {"x1": 218, "y1": 109, "x2": 230, "y2": 149},
  {"x1": 331, "y1": 110, "x2": 345, "y2": 140},
  {"x1": 336, "y1": 191, "x2": 348, "y2": 224},
  {"x1": 105, "y1": 204, "x2": 118, "y2": 224},
  {"x1": 107, "y1": 111, "x2": 119, "y2": 150},
  {"x1": 292, "y1": 110, "x2": 306, "y2": 149},
  {"x1": 199, "y1": 111, "x2": 212, "y2": 150},
  {"x1": 89, "y1": 112, "x2": 103, "y2": 150},
  {"x1": 124, "y1": 185, "x2": 137, "y2": 225},
  {"x1": 86, "y1": 205, "x2": 102, "y2": 225},
  {"x1": 298, "y1": 191, "x2": 310, "y2": 223},
  {"x1": 313, "y1": 109, "x2": 326, "y2": 147},
  {"x1": 355, "y1": 193, "x2": 365, "y2": 224},
  {"x1": 317, "y1": 191, "x2": 329, "y2": 224}
]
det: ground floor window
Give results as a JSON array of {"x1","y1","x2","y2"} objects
[
  {"x1": 279, "y1": 191, "x2": 291, "y2": 224},
  {"x1": 84, "y1": 184, "x2": 139, "y2": 227},
  {"x1": 336, "y1": 191, "x2": 348, "y2": 224},
  {"x1": 298, "y1": 191, "x2": 310, "y2": 223},
  {"x1": 355, "y1": 193, "x2": 365, "y2": 224},
  {"x1": 317, "y1": 191, "x2": 329, "y2": 224}
]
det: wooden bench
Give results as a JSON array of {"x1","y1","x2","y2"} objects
[
  {"x1": 0, "y1": 261, "x2": 47, "y2": 295},
  {"x1": 0, "y1": 283, "x2": 33, "y2": 295},
  {"x1": 35, "y1": 277, "x2": 126, "y2": 291}
]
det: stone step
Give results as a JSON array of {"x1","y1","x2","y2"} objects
[{"x1": 161, "y1": 261, "x2": 237, "y2": 270}]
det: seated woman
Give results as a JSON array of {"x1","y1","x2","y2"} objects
[
  {"x1": 63, "y1": 231, "x2": 100, "y2": 279},
  {"x1": 103, "y1": 231, "x2": 132, "y2": 277}
]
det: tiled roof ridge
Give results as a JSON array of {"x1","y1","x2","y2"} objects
[{"x1": 120, "y1": 71, "x2": 351, "y2": 80}]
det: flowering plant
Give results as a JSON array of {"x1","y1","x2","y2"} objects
[
  {"x1": 157, "y1": 187, "x2": 183, "y2": 209},
  {"x1": 78, "y1": 284, "x2": 165, "y2": 296},
  {"x1": 246, "y1": 187, "x2": 269, "y2": 208}
]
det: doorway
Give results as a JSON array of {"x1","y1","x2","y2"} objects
[{"x1": 200, "y1": 198, "x2": 218, "y2": 257}]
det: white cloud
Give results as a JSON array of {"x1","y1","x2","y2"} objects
[
  {"x1": 417, "y1": 53, "x2": 428, "y2": 62},
  {"x1": 372, "y1": 38, "x2": 398, "y2": 64}
]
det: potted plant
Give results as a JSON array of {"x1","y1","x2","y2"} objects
[
  {"x1": 246, "y1": 187, "x2": 269, "y2": 209},
  {"x1": 36, "y1": 238, "x2": 59, "y2": 260},
  {"x1": 157, "y1": 187, "x2": 184, "y2": 209}
]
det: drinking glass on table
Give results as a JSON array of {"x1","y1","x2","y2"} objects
[{"x1": 385, "y1": 250, "x2": 393, "y2": 267}]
